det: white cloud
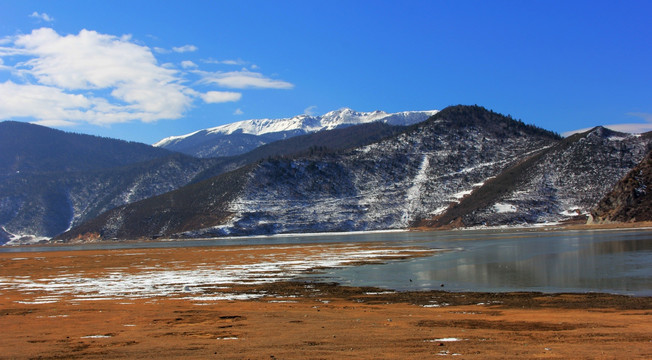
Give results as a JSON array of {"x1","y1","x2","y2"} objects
[
  {"x1": 221, "y1": 59, "x2": 243, "y2": 65},
  {"x1": 29, "y1": 12, "x2": 54, "y2": 22},
  {"x1": 0, "y1": 81, "x2": 89, "y2": 120},
  {"x1": 153, "y1": 46, "x2": 170, "y2": 54},
  {"x1": 156, "y1": 45, "x2": 198, "y2": 54},
  {"x1": 304, "y1": 105, "x2": 318, "y2": 116},
  {"x1": 172, "y1": 44, "x2": 197, "y2": 53},
  {"x1": 14, "y1": 29, "x2": 178, "y2": 90},
  {"x1": 0, "y1": 28, "x2": 192, "y2": 125},
  {"x1": 202, "y1": 58, "x2": 246, "y2": 66},
  {"x1": 198, "y1": 69, "x2": 294, "y2": 89},
  {"x1": 0, "y1": 58, "x2": 10, "y2": 71},
  {"x1": 181, "y1": 60, "x2": 198, "y2": 69},
  {"x1": 201, "y1": 91, "x2": 242, "y2": 103},
  {"x1": 234, "y1": 108, "x2": 244, "y2": 115},
  {"x1": 0, "y1": 28, "x2": 293, "y2": 128}
]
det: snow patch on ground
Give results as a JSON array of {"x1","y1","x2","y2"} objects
[
  {"x1": 559, "y1": 208, "x2": 583, "y2": 216},
  {"x1": 493, "y1": 203, "x2": 517, "y2": 213},
  {"x1": 431, "y1": 206, "x2": 450, "y2": 216},
  {"x1": 2, "y1": 227, "x2": 49, "y2": 246},
  {"x1": 426, "y1": 338, "x2": 466, "y2": 342},
  {"x1": 0, "y1": 246, "x2": 426, "y2": 303},
  {"x1": 81, "y1": 335, "x2": 112, "y2": 339},
  {"x1": 451, "y1": 189, "x2": 473, "y2": 200}
]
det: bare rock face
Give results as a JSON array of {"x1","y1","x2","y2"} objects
[{"x1": 591, "y1": 149, "x2": 652, "y2": 223}]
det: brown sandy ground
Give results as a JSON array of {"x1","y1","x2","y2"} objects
[{"x1": 0, "y1": 245, "x2": 650, "y2": 359}]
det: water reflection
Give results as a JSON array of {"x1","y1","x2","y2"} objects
[{"x1": 315, "y1": 229, "x2": 652, "y2": 296}]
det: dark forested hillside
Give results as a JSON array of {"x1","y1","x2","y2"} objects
[
  {"x1": 0, "y1": 118, "x2": 419, "y2": 244},
  {"x1": 0, "y1": 153, "x2": 215, "y2": 243},
  {"x1": 190, "y1": 121, "x2": 407, "y2": 183},
  {"x1": 57, "y1": 164, "x2": 254, "y2": 240},
  {"x1": 0, "y1": 121, "x2": 215, "y2": 244},
  {"x1": 0, "y1": 121, "x2": 173, "y2": 176}
]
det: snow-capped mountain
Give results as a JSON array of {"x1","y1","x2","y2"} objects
[
  {"x1": 61, "y1": 105, "x2": 588, "y2": 240},
  {"x1": 8, "y1": 105, "x2": 652, "y2": 244},
  {"x1": 153, "y1": 108, "x2": 438, "y2": 158}
]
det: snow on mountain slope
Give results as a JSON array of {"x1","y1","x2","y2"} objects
[
  {"x1": 430, "y1": 127, "x2": 652, "y2": 228},
  {"x1": 153, "y1": 108, "x2": 438, "y2": 158},
  {"x1": 65, "y1": 105, "x2": 647, "y2": 241},
  {"x1": 178, "y1": 106, "x2": 562, "y2": 237}
]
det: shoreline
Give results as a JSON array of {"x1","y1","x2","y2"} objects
[
  {"x1": 411, "y1": 219, "x2": 652, "y2": 233},
  {"x1": 4, "y1": 220, "x2": 652, "y2": 251}
]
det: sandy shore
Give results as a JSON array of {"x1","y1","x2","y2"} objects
[{"x1": 1, "y1": 243, "x2": 650, "y2": 359}]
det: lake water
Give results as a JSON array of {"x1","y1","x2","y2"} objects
[
  {"x1": 2, "y1": 228, "x2": 651, "y2": 296},
  {"x1": 303, "y1": 229, "x2": 652, "y2": 296}
]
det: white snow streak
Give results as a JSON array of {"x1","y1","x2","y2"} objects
[{"x1": 402, "y1": 154, "x2": 430, "y2": 225}]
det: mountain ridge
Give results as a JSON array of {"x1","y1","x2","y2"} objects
[
  {"x1": 58, "y1": 105, "x2": 573, "y2": 240},
  {"x1": 5, "y1": 105, "x2": 650, "y2": 244},
  {"x1": 152, "y1": 108, "x2": 438, "y2": 158},
  {"x1": 416, "y1": 126, "x2": 651, "y2": 229}
]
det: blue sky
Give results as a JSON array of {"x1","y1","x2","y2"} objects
[{"x1": 1, "y1": 0, "x2": 651, "y2": 144}]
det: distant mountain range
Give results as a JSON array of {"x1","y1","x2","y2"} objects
[
  {"x1": 2, "y1": 105, "x2": 650, "y2": 245},
  {"x1": 152, "y1": 108, "x2": 437, "y2": 158}
]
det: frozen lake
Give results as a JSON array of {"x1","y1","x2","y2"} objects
[{"x1": 3, "y1": 228, "x2": 651, "y2": 296}]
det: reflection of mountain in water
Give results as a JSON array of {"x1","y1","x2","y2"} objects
[
  {"x1": 581, "y1": 237, "x2": 652, "y2": 255},
  {"x1": 320, "y1": 230, "x2": 652, "y2": 296}
]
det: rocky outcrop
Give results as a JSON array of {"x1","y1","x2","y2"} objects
[{"x1": 591, "y1": 148, "x2": 652, "y2": 223}]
